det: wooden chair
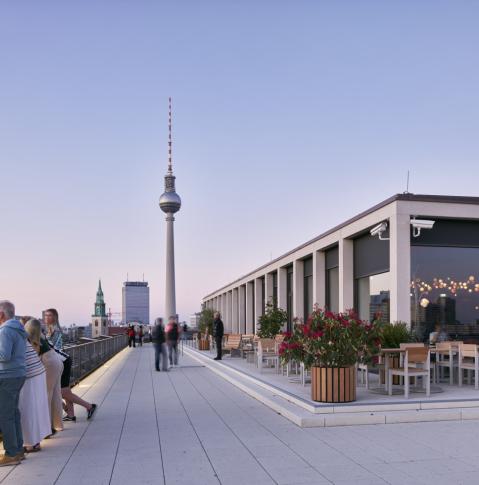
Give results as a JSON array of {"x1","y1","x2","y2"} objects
[
  {"x1": 257, "y1": 338, "x2": 278, "y2": 373},
  {"x1": 223, "y1": 334, "x2": 242, "y2": 357},
  {"x1": 458, "y1": 343, "x2": 479, "y2": 389},
  {"x1": 434, "y1": 342, "x2": 456, "y2": 385},
  {"x1": 388, "y1": 347, "x2": 430, "y2": 399}
]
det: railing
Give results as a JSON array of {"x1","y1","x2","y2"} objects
[{"x1": 64, "y1": 335, "x2": 128, "y2": 384}]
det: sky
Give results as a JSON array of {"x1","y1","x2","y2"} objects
[{"x1": 1, "y1": 1, "x2": 478, "y2": 325}]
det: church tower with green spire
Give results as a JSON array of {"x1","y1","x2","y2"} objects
[{"x1": 92, "y1": 279, "x2": 108, "y2": 338}]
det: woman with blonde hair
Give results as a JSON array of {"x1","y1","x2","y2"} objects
[
  {"x1": 44, "y1": 309, "x2": 97, "y2": 421},
  {"x1": 26, "y1": 318, "x2": 64, "y2": 434},
  {"x1": 19, "y1": 318, "x2": 51, "y2": 452}
]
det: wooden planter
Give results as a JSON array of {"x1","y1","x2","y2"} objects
[
  {"x1": 311, "y1": 366, "x2": 356, "y2": 403},
  {"x1": 198, "y1": 339, "x2": 210, "y2": 351}
]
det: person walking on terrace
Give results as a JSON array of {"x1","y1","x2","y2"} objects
[
  {"x1": 166, "y1": 317, "x2": 179, "y2": 366},
  {"x1": 213, "y1": 312, "x2": 224, "y2": 361},
  {"x1": 44, "y1": 308, "x2": 97, "y2": 422},
  {"x1": 152, "y1": 318, "x2": 168, "y2": 371},
  {"x1": 0, "y1": 301, "x2": 27, "y2": 466},
  {"x1": 128, "y1": 325, "x2": 136, "y2": 348},
  {"x1": 138, "y1": 325, "x2": 144, "y2": 347}
]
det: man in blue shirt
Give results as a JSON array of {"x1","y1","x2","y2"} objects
[{"x1": 0, "y1": 300, "x2": 27, "y2": 466}]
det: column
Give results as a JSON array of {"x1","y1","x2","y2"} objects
[
  {"x1": 389, "y1": 212, "x2": 411, "y2": 324},
  {"x1": 222, "y1": 294, "x2": 227, "y2": 327},
  {"x1": 293, "y1": 259, "x2": 304, "y2": 320},
  {"x1": 246, "y1": 282, "x2": 254, "y2": 334},
  {"x1": 228, "y1": 291, "x2": 233, "y2": 332},
  {"x1": 232, "y1": 288, "x2": 239, "y2": 333},
  {"x1": 264, "y1": 272, "x2": 274, "y2": 309},
  {"x1": 277, "y1": 267, "x2": 287, "y2": 311},
  {"x1": 254, "y1": 278, "x2": 263, "y2": 334},
  {"x1": 339, "y1": 237, "x2": 354, "y2": 312},
  {"x1": 239, "y1": 285, "x2": 246, "y2": 333},
  {"x1": 313, "y1": 250, "x2": 326, "y2": 309}
]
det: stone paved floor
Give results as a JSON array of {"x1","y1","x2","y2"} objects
[{"x1": 2, "y1": 344, "x2": 479, "y2": 485}]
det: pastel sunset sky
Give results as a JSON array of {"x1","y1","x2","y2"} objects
[{"x1": 1, "y1": 1, "x2": 478, "y2": 324}]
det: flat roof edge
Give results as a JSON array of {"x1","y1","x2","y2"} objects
[{"x1": 202, "y1": 193, "x2": 479, "y2": 300}]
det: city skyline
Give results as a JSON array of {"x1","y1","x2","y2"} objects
[{"x1": 1, "y1": 1, "x2": 479, "y2": 324}]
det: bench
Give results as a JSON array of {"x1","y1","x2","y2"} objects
[{"x1": 224, "y1": 334, "x2": 242, "y2": 357}]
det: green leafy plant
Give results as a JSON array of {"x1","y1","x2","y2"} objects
[
  {"x1": 380, "y1": 322, "x2": 417, "y2": 348},
  {"x1": 279, "y1": 307, "x2": 383, "y2": 368},
  {"x1": 257, "y1": 301, "x2": 288, "y2": 338},
  {"x1": 198, "y1": 305, "x2": 214, "y2": 338}
]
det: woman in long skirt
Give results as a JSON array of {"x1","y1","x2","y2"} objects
[
  {"x1": 26, "y1": 319, "x2": 64, "y2": 433},
  {"x1": 19, "y1": 319, "x2": 51, "y2": 452}
]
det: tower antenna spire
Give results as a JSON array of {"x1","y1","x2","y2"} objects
[{"x1": 168, "y1": 97, "x2": 173, "y2": 174}]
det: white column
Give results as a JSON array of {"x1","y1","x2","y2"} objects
[
  {"x1": 228, "y1": 291, "x2": 233, "y2": 332},
  {"x1": 164, "y1": 214, "x2": 177, "y2": 320},
  {"x1": 222, "y1": 294, "x2": 227, "y2": 328},
  {"x1": 277, "y1": 267, "x2": 287, "y2": 312},
  {"x1": 390, "y1": 212, "x2": 411, "y2": 324},
  {"x1": 339, "y1": 237, "x2": 354, "y2": 312},
  {"x1": 254, "y1": 278, "x2": 263, "y2": 334},
  {"x1": 239, "y1": 285, "x2": 246, "y2": 333},
  {"x1": 293, "y1": 259, "x2": 304, "y2": 320},
  {"x1": 246, "y1": 282, "x2": 254, "y2": 334},
  {"x1": 265, "y1": 273, "x2": 274, "y2": 309},
  {"x1": 313, "y1": 250, "x2": 326, "y2": 309},
  {"x1": 232, "y1": 288, "x2": 239, "y2": 333}
]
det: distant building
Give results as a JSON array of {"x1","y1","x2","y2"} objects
[
  {"x1": 190, "y1": 312, "x2": 201, "y2": 329},
  {"x1": 122, "y1": 281, "x2": 150, "y2": 324},
  {"x1": 92, "y1": 280, "x2": 108, "y2": 338},
  {"x1": 108, "y1": 326, "x2": 128, "y2": 337}
]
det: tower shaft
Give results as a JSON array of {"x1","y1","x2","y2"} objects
[{"x1": 164, "y1": 214, "x2": 176, "y2": 319}]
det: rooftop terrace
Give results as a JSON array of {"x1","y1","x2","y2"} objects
[{"x1": 3, "y1": 344, "x2": 479, "y2": 485}]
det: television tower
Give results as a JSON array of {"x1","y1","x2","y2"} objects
[{"x1": 159, "y1": 98, "x2": 181, "y2": 321}]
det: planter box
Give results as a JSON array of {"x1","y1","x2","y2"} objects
[
  {"x1": 311, "y1": 366, "x2": 356, "y2": 403},
  {"x1": 198, "y1": 340, "x2": 210, "y2": 351}
]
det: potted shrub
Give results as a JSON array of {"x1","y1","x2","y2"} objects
[
  {"x1": 198, "y1": 306, "x2": 214, "y2": 350},
  {"x1": 257, "y1": 301, "x2": 288, "y2": 338},
  {"x1": 279, "y1": 307, "x2": 382, "y2": 403}
]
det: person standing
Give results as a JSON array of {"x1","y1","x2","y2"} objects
[
  {"x1": 166, "y1": 317, "x2": 179, "y2": 366},
  {"x1": 19, "y1": 319, "x2": 51, "y2": 453},
  {"x1": 128, "y1": 325, "x2": 136, "y2": 348},
  {"x1": 138, "y1": 325, "x2": 144, "y2": 347},
  {"x1": 44, "y1": 309, "x2": 97, "y2": 422},
  {"x1": 27, "y1": 318, "x2": 64, "y2": 435},
  {"x1": 0, "y1": 301, "x2": 27, "y2": 466},
  {"x1": 151, "y1": 318, "x2": 168, "y2": 371},
  {"x1": 213, "y1": 312, "x2": 224, "y2": 361}
]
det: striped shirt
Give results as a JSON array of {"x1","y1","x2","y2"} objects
[{"x1": 25, "y1": 341, "x2": 46, "y2": 379}]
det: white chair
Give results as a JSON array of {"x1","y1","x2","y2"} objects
[
  {"x1": 458, "y1": 344, "x2": 479, "y2": 389},
  {"x1": 389, "y1": 347, "x2": 430, "y2": 399},
  {"x1": 357, "y1": 362, "x2": 370, "y2": 389}
]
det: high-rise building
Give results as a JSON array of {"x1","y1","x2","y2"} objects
[
  {"x1": 91, "y1": 280, "x2": 108, "y2": 338},
  {"x1": 122, "y1": 281, "x2": 150, "y2": 324}
]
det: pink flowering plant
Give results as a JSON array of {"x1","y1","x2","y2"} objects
[{"x1": 279, "y1": 306, "x2": 383, "y2": 369}]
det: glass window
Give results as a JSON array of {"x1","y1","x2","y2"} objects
[
  {"x1": 411, "y1": 246, "x2": 479, "y2": 341},
  {"x1": 287, "y1": 266, "x2": 293, "y2": 331},
  {"x1": 303, "y1": 257, "x2": 313, "y2": 319},
  {"x1": 272, "y1": 271, "x2": 278, "y2": 308},
  {"x1": 356, "y1": 272, "x2": 390, "y2": 323},
  {"x1": 326, "y1": 267, "x2": 339, "y2": 313}
]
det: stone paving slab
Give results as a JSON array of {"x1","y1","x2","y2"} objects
[{"x1": 2, "y1": 344, "x2": 479, "y2": 484}]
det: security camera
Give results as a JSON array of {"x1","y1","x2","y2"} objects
[
  {"x1": 410, "y1": 218, "x2": 435, "y2": 237},
  {"x1": 370, "y1": 222, "x2": 389, "y2": 240}
]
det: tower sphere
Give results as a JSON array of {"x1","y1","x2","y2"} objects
[{"x1": 159, "y1": 191, "x2": 181, "y2": 214}]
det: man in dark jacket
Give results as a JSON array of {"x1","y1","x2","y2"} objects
[
  {"x1": 151, "y1": 318, "x2": 168, "y2": 371},
  {"x1": 213, "y1": 312, "x2": 224, "y2": 361}
]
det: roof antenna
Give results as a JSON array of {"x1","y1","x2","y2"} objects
[{"x1": 404, "y1": 170, "x2": 411, "y2": 194}]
